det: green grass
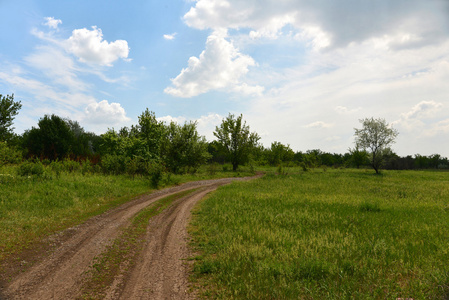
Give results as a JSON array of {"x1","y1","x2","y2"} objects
[
  {"x1": 189, "y1": 169, "x2": 449, "y2": 299},
  {"x1": 0, "y1": 163, "x2": 254, "y2": 264}
]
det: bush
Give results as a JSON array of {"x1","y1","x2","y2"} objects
[
  {"x1": 63, "y1": 159, "x2": 80, "y2": 173},
  {"x1": 0, "y1": 142, "x2": 22, "y2": 166},
  {"x1": 50, "y1": 160, "x2": 64, "y2": 177},
  {"x1": 148, "y1": 161, "x2": 164, "y2": 188},
  {"x1": 17, "y1": 161, "x2": 45, "y2": 177},
  {"x1": 81, "y1": 159, "x2": 93, "y2": 175},
  {"x1": 101, "y1": 154, "x2": 127, "y2": 175}
]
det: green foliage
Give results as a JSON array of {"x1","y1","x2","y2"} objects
[
  {"x1": 148, "y1": 161, "x2": 164, "y2": 188},
  {"x1": 267, "y1": 141, "x2": 294, "y2": 166},
  {"x1": 0, "y1": 93, "x2": 22, "y2": 142},
  {"x1": 162, "y1": 121, "x2": 210, "y2": 174},
  {"x1": 349, "y1": 146, "x2": 369, "y2": 168},
  {"x1": 137, "y1": 108, "x2": 166, "y2": 159},
  {"x1": 22, "y1": 114, "x2": 75, "y2": 160},
  {"x1": 0, "y1": 141, "x2": 22, "y2": 166},
  {"x1": 100, "y1": 154, "x2": 128, "y2": 175},
  {"x1": 17, "y1": 160, "x2": 45, "y2": 177},
  {"x1": 190, "y1": 169, "x2": 449, "y2": 298},
  {"x1": 213, "y1": 113, "x2": 260, "y2": 171},
  {"x1": 354, "y1": 117, "x2": 399, "y2": 174}
]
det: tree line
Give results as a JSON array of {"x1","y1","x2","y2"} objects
[{"x1": 1, "y1": 93, "x2": 448, "y2": 175}]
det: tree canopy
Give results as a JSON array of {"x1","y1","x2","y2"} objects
[
  {"x1": 354, "y1": 117, "x2": 399, "y2": 174},
  {"x1": 214, "y1": 114, "x2": 260, "y2": 171},
  {"x1": 0, "y1": 94, "x2": 22, "y2": 142}
]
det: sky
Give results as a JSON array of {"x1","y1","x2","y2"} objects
[{"x1": 1, "y1": 0, "x2": 449, "y2": 157}]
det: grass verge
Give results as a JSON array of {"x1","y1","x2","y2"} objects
[
  {"x1": 189, "y1": 169, "x2": 449, "y2": 299},
  {"x1": 80, "y1": 188, "x2": 199, "y2": 299}
]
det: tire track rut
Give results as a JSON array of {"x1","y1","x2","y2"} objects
[{"x1": 1, "y1": 176, "x2": 257, "y2": 299}]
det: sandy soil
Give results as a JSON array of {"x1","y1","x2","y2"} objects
[{"x1": 0, "y1": 176, "x2": 256, "y2": 300}]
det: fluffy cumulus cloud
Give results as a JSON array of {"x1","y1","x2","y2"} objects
[
  {"x1": 184, "y1": 0, "x2": 449, "y2": 49},
  {"x1": 66, "y1": 26, "x2": 130, "y2": 66},
  {"x1": 157, "y1": 115, "x2": 187, "y2": 124},
  {"x1": 393, "y1": 100, "x2": 445, "y2": 131},
  {"x1": 43, "y1": 17, "x2": 62, "y2": 29},
  {"x1": 400, "y1": 101, "x2": 443, "y2": 121},
  {"x1": 165, "y1": 30, "x2": 263, "y2": 97},
  {"x1": 163, "y1": 33, "x2": 177, "y2": 40},
  {"x1": 84, "y1": 100, "x2": 130, "y2": 125}
]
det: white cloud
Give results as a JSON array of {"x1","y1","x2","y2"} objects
[
  {"x1": 184, "y1": 0, "x2": 448, "y2": 49},
  {"x1": 305, "y1": 121, "x2": 333, "y2": 129},
  {"x1": 24, "y1": 46, "x2": 87, "y2": 91},
  {"x1": 163, "y1": 33, "x2": 177, "y2": 40},
  {"x1": 335, "y1": 106, "x2": 361, "y2": 114},
  {"x1": 84, "y1": 100, "x2": 130, "y2": 124},
  {"x1": 157, "y1": 115, "x2": 187, "y2": 124},
  {"x1": 401, "y1": 100, "x2": 443, "y2": 120},
  {"x1": 43, "y1": 17, "x2": 62, "y2": 29},
  {"x1": 157, "y1": 113, "x2": 223, "y2": 141},
  {"x1": 392, "y1": 100, "x2": 445, "y2": 132},
  {"x1": 66, "y1": 26, "x2": 130, "y2": 66},
  {"x1": 164, "y1": 29, "x2": 263, "y2": 97}
]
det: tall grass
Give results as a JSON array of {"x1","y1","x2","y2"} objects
[{"x1": 189, "y1": 169, "x2": 449, "y2": 299}]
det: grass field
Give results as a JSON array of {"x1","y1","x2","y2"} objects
[
  {"x1": 189, "y1": 168, "x2": 449, "y2": 299},
  {"x1": 0, "y1": 163, "x2": 253, "y2": 263}
]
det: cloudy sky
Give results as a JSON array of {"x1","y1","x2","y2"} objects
[{"x1": 1, "y1": 0, "x2": 448, "y2": 156}]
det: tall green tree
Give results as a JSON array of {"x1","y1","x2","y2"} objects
[
  {"x1": 214, "y1": 113, "x2": 260, "y2": 171},
  {"x1": 0, "y1": 93, "x2": 22, "y2": 142},
  {"x1": 267, "y1": 141, "x2": 294, "y2": 166},
  {"x1": 137, "y1": 108, "x2": 166, "y2": 159},
  {"x1": 22, "y1": 114, "x2": 74, "y2": 160},
  {"x1": 348, "y1": 146, "x2": 369, "y2": 168},
  {"x1": 162, "y1": 121, "x2": 210, "y2": 173},
  {"x1": 354, "y1": 117, "x2": 399, "y2": 174}
]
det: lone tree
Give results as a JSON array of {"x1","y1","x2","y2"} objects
[
  {"x1": 214, "y1": 113, "x2": 260, "y2": 171},
  {"x1": 354, "y1": 117, "x2": 399, "y2": 174},
  {"x1": 0, "y1": 94, "x2": 22, "y2": 142}
]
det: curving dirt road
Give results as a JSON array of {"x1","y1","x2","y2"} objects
[{"x1": 1, "y1": 176, "x2": 257, "y2": 300}]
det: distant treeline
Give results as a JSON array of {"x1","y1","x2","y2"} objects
[
  {"x1": 209, "y1": 145, "x2": 449, "y2": 170},
  {"x1": 1, "y1": 98, "x2": 447, "y2": 172}
]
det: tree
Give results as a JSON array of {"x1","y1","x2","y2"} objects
[
  {"x1": 213, "y1": 113, "x2": 260, "y2": 171},
  {"x1": 354, "y1": 117, "x2": 399, "y2": 174},
  {"x1": 267, "y1": 141, "x2": 294, "y2": 166},
  {"x1": 22, "y1": 114, "x2": 74, "y2": 160},
  {"x1": 0, "y1": 93, "x2": 22, "y2": 142},
  {"x1": 349, "y1": 146, "x2": 368, "y2": 168},
  {"x1": 162, "y1": 121, "x2": 210, "y2": 173},
  {"x1": 137, "y1": 108, "x2": 166, "y2": 159}
]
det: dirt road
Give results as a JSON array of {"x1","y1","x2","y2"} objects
[{"x1": 1, "y1": 176, "x2": 255, "y2": 299}]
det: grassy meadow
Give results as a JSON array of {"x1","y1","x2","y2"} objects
[
  {"x1": 0, "y1": 163, "x2": 252, "y2": 263},
  {"x1": 189, "y1": 168, "x2": 449, "y2": 299}
]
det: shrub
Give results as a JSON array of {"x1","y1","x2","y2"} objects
[
  {"x1": 0, "y1": 141, "x2": 22, "y2": 166},
  {"x1": 17, "y1": 161, "x2": 45, "y2": 177},
  {"x1": 207, "y1": 163, "x2": 218, "y2": 176},
  {"x1": 81, "y1": 159, "x2": 93, "y2": 175},
  {"x1": 101, "y1": 154, "x2": 127, "y2": 175},
  {"x1": 62, "y1": 159, "x2": 80, "y2": 173},
  {"x1": 148, "y1": 161, "x2": 164, "y2": 188},
  {"x1": 50, "y1": 160, "x2": 64, "y2": 177}
]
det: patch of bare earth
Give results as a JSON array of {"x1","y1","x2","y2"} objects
[{"x1": 0, "y1": 176, "x2": 257, "y2": 300}]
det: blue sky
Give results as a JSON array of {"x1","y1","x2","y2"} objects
[{"x1": 1, "y1": 0, "x2": 449, "y2": 157}]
